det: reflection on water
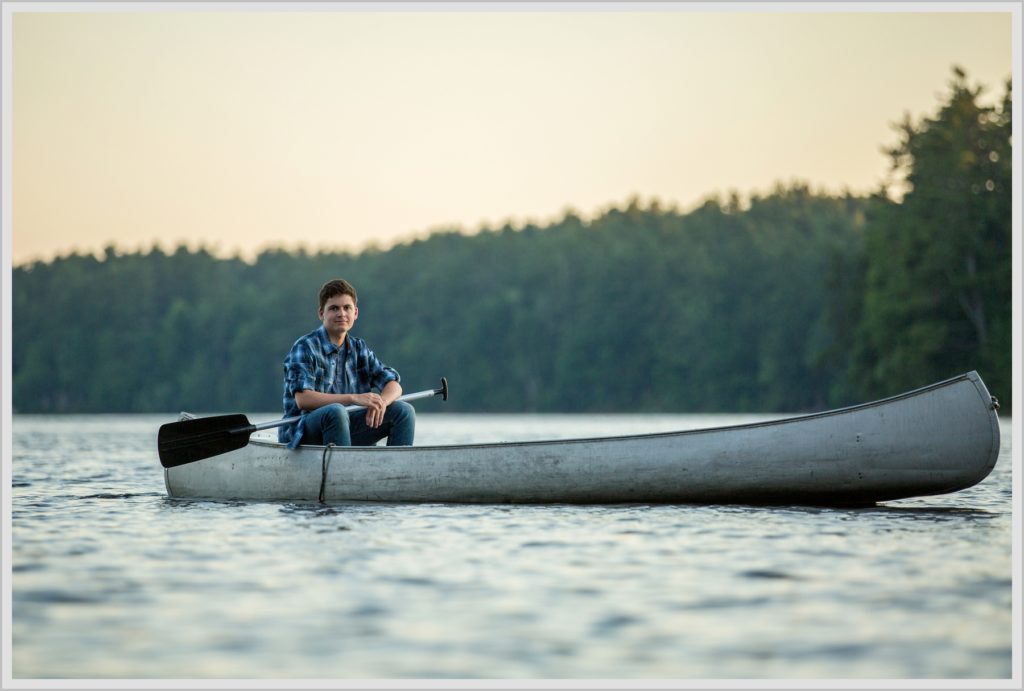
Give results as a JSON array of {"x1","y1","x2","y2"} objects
[{"x1": 10, "y1": 414, "x2": 1014, "y2": 679}]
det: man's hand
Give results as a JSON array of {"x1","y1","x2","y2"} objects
[{"x1": 354, "y1": 392, "x2": 386, "y2": 428}]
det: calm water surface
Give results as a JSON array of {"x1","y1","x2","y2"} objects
[{"x1": 10, "y1": 413, "x2": 1014, "y2": 680}]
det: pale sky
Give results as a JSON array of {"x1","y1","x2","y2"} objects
[{"x1": 9, "y1": 5, "x2": 1015, "y2": 266}]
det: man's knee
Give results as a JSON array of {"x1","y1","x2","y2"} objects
[
  {"x1": 322, "y1": 403, "x2": 350, "y2": 429},
  {"x1": 390, "y1": 400, "x2": 415, "y2": 422}
]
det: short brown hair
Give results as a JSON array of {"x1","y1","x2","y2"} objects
[{"x1": 319, "y1": 279, "x2": 358, "y2": 311}]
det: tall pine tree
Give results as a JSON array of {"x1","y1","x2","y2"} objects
[{"x1": 853, "y1": 68, "x2": 1012, "y2": 404}]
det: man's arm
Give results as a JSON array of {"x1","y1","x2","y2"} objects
[
  {"x1": 379, "y1": 379, "x2": 403, "y2": 406},
  {"x1": 294, "y1": 389, "x2": 373, "y2": 411}
]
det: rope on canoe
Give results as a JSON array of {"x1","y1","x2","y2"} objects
[{"x1": 319, "y1": 443, "x2": 335, "y2": 503}]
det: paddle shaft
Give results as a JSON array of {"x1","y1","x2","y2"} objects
[{"x1": 249, "y1": 382, "x2": 448, "y2": 433}]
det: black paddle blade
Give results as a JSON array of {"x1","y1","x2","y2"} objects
[{"x1": 158, "y1": 414, "x2": 254, "y2": 468}]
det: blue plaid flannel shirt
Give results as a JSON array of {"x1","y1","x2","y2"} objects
[{"x1": 279, "y1": 326, "x2": 400, "y2": 448}]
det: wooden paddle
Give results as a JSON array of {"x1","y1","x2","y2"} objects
[{"x1": 158, "y1": 378, "x2": 448, "y2": 468}]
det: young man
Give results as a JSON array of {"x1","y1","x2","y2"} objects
[{"x1": 279, "y1": 279, "x2": 415, "y2": 449}]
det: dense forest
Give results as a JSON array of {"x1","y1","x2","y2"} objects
[{"x1": 12, "y1": 69, "x2": 1013, "y2": 415}]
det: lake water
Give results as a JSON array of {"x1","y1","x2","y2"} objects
[{"x1": 8, "y1": 413, "x2": 1015, "y2": 681}]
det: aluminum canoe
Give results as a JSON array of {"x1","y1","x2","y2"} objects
[{"x1": 163, "y1": 371, "x2": 1001, "y2": 505}]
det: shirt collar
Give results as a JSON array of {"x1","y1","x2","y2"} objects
[{"x1": 316, "y1": 325, "x2": 348, "y2": 355}]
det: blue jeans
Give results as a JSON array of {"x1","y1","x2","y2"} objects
[{"x1": 300, "y1": 401, "x2": 416, "y2": 447}]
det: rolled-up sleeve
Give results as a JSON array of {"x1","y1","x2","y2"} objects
[
  {"x1": 362, "y1": 345, "x2": 400, "y2": 392},
  {"x1": 283, "y1": 341, "x2": 318, "y2": 397}
]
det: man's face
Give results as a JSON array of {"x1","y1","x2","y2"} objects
[{"x1": 319, "y1": 293, "x2": 358, "y2": 341}]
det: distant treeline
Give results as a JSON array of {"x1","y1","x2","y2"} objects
[{"x1": 12, "y1": 69, "x2": 1012, "y2": 414}]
